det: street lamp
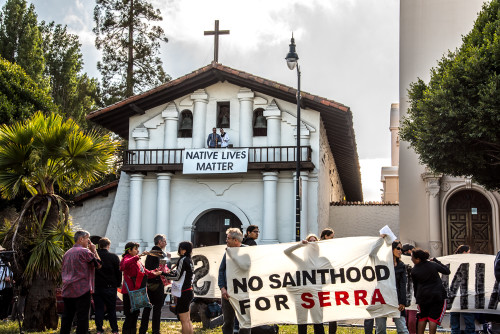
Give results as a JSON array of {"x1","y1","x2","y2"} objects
[{"x1": 285, "y1": 34, "x2": 301, "y2": 242}]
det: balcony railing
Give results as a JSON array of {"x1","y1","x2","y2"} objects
[{"x1": 122, "y1": 146, "x2": 314, "y2": 172}]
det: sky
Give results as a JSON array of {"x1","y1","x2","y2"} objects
[{"x1": 27, "y1": 0, "x2": 399, "y2": 201}]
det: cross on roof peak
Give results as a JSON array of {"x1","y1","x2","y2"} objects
[{"x1": 204, "y1": 20, "x2": 230, "y2": 63}]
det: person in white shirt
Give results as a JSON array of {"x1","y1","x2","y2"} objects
[{"x1": 219, "y1": 128, "x2": 230, "y2": 148}]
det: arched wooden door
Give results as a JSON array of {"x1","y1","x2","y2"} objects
[
  {"x1": 193, "y1": 210, "x2": 242, "y2": 247},
  {"x1": 447, "y1": 190, "x2": 493, "y2": 254}
]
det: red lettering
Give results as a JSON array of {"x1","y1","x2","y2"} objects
[
  {"x1": 301, "y1": 292, "x2": 315, "y2": 309},
  {"x1": 318, "y1": 291, "x2": 331, "y2": 307},
  {"x1": 371, "y1": 288, "x2": 386, "y2": 305},
  {"x1": 354, "y1": 290, "x2": 368, "y2": 305},
  {"x1": 335, "y1": 291, "x2": 349, "y2": 305}
]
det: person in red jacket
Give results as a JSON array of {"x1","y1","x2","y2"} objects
[{"x1": 120, "y1": 242, "x2": 161, "y2": 334}]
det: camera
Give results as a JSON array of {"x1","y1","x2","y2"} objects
[{"x1": 0, "y1": 250, "x2": 15, "y2": 264}]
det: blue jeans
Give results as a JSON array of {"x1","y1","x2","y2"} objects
[
  {"x1": 364, "y1": 318, "x2": 387, "y2": 334},
  {"x1": 394, "y1": 316, "x2": 409, "y2": 334},
  {"x1": 450, "y1": 312, "x2": 475, "y2": 334}
]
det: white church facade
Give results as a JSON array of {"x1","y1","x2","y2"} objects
[
  {"x1": 399, "y1": 0, "x2": 500, "y2": 257},
  {"x1": 82, "y1": 62, "x2": 362, "y2": 251}
]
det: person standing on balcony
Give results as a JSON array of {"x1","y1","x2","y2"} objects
[
  {"x1": 207, "y1": 128, "x2": 221, "y2": 148},
  {"x1": 219, "y1": 128, "x2": 230, "y2": 148}
]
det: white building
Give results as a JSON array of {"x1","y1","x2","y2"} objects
[
  {"x1": 83, "y1": 62, "x2": 362, "y2": 251},
  {"x1": 399, "y1": 0, "x2": 500, "y2": 256}
]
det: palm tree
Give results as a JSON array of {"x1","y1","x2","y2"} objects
[{"x1": 0, "y1": 111, "x2": 118, "y2": 331}]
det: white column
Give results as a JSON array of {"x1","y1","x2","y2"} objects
[
  {"x1": 390, "y1": 103, "x2": 400, "y2": 166},
  {"x1": 264, "y1": 101, "x2": 281, "y2": 147},
  {"x1": 128, "y1": 173, "x2": 144, "y2": 242},
  {"x1": 422, "y1": 172, "x2": 442, "y2": 257},
  {"x1": 162, "y1": 104, "x2": 179, "y2": 149},
  {"x1": 156, "y1": 173, "x2": 172, "y2": 250},
  {"x1": 261, "y1": 171, "x2": 279, "y2": 244},
  {"x1": 191, "y1": 89, "x2": 208, "y2": 148},
  {"x1": 301, "y1": 172, "x2": 311, "y2": 235},
  {"x1": 238, "y1": 88, "x2": 254, "y2": 147},
  {"x1": 294, "y1": 123, "x2": 310, "y2": 164},
  {"x1": 132, "y1": 127, "x2": 149, "y2": 164}
]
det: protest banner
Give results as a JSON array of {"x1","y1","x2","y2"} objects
[
  {"x1": 401, "y1": 254, "x2": 500, "y2": 314},
  {"x1": 191, "y1": 244, "x2": 226, "y2": 299},
  {"x1": 183, "y1": 148, "x2": 249, "y2": 174},
  {"x1": 225, "y1": 236, "x2": 400, "y2": 328}
]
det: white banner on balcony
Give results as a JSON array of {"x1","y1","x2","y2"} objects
[{"x1": 183, "y1": 148, "x2": 249, "y2": 174}]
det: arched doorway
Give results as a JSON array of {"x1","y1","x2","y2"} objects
[
  {"x1": 193, "y1": 209, "x2": 242, "y2": 247},
  {"x1": 447, "y1": 190, "x2": 493, "y2": 254}
]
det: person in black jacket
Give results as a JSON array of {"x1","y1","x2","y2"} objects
[
  {"x1": 139, "y1": 234, "x2": 169, "y2": 334},
  {"x1": 242, "y1": 225, "x2": 259, "y2": 246},
  {"x1": 166, "y1": 241, "x2": 195, "y2": 334},
  {"x1": 94, "y1": 237, "x2": 121, "y2": 334},
  {"x1": 411, "y1": 248, "x2": 451, "y2": 334}
]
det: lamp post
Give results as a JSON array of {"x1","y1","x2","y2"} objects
[{"x1": 285, "y1": 34, "x2": 301, "y2": 242}]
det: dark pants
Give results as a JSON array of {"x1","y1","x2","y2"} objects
[
  {"x1": 221, "y1": 297, "x2": 250, "y2": 334},
  {"x1": 298, "y1": 324, "x2": 325, "y2": 334},
  {"x1": 0, "y1": 287, "x2": 13, "y2": 319},
  {"x1": 94, "y1": 287, "x2": 119, "y2": 332},
  {"x1": 60, "y1": 291, "x2": 91, "y2": 334},
  {"x1": 139, "y1": 286, "x2": 166, "y2": 334},
  {"x1": 122, "y1": 293, "x2": 141, "y2": 334}
]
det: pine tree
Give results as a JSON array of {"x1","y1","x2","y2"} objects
[
  {"x1": 40, "y1": 21, "x2": 101, "y2": 130},
  {"x1": 93, "y1": 0, "x2": 170, "y2": 104}
]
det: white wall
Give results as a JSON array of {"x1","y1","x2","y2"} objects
[
  {"x1": 399, "y1": 0, "x2": 485, "y2": 249},
  {"x1": 330, "y1": 205, "x2": 400, "y2": 239}
]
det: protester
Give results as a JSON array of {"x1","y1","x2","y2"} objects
[
  {"x1": 60, "y1": 230, "x2": 102, "y2": 334},
  {"x1": 450, "y1": 245, "x2": 474, "y2": 334},
  {"x1": 411, "y1": 248, "x2": 450, "y2": 334},
  {"x1": 218, "y1": 228, "x2": 250, "y2": 334},
  {"x1": 207, "y1": 127, "x2": 221, "y2": 148},
  {"x1": 220, "y1": 128, "x2": 230, "y2": 148},
  {"x1": 242, "y1": 225, "x2": 259, "y2": 246},
  {"x1": 120, "y1": 242, "x2": 161, "y2": 334},
  {"x1": 320, "y1": 228, "x2": 336, "y2": 334},
  {"x1": 401, "y1": 243, "x2": 416, "y2": 334},
  {"x1": 94, "y1": 237, "x2": 121, "y2": 334},
  {"x1": 0, "y1": 258, "x2": 13, "y2": 320},
  {"x1": 165, "y1": 241, "x2": 195, "y2": 334},
  {"x1": 320, "y1": 228, "x2": 334, "y2": 240},
  {"x1": 402, "y1": 244, "x2": 414, "y2": 256},
  {"x1": 293, "y1": 234, "x2": 325, "y2": 334},
  {"x1": 371, "y1": 240, "x2": 409, "y2": 334},
  {"x1": 495, "y1": 249, "x2": 500, "y2": 282},
  {"x1": 139, "y1": 234, "x2": 170, "y2": 334}
]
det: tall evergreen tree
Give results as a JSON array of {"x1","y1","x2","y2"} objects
[
  {"x1": 0, "y1": 0, "x2": 45, "y2": 84},
  {"x1": 39, "y1": 21, "x2": 101, "y2": 130},
  {"x1": 93, "y1": 0, "x2": 170, "y2": 104}
]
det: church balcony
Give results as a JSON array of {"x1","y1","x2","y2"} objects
[{"x1": 121, "y1": 146, "x2": 314, "y2": 172}]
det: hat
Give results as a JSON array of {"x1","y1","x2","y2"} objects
[{"x1": 402, "y1": 243, "x2": 414, "y2": 253}]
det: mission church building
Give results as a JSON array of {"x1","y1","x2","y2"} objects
[{"x1": 82, "y1": 61, "x2": 362, "y2": 251}]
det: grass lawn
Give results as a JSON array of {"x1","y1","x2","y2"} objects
[{"x1": 0, "y1": 320, "x2": 394, "y2": 334}]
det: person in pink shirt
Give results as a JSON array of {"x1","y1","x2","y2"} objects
[
  {"x1": 60, "y1": 230, "x2": 101, "y2": 334},
  {"x1": 120, "y1": 241, "x2": 161, "y2": 334}
]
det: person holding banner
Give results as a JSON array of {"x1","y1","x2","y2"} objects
[
  {"x1": 165, "y1": 241, "x2": 195, "y2": 334},
  {"x1": 288, "y1": 234, "x2": 326, "y2": 334},
  {"x1": 120, "y1": 242, "x2": 162, "y2": 334},
  {"x1": 218, "y1": 228, "x2": 251, "y2": 334},
  {"x1": 320, "y1": 228, "x2": 337, "y2": 334},
  {"x1": 450, "y1": 245, "x2": 475, "y2": 334},
  {"x1": 207, "y1": 127, "x2": 222, "y2": 148},
  {"x1": 410, "y1": 248, "x2": 450, "y2": 334}
]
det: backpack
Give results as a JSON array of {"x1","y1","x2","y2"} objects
[{"x1": 205, "y1": 302, "x2": 222, "y2": 318}]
